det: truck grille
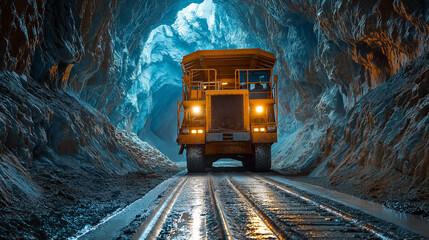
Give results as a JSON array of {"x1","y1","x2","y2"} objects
[{"x1": 210, "y1": 95, "x2": 244, "y2": 132}]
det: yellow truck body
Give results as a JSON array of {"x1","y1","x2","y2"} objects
[{"x1": 177, "y1": 48, "x2": 278, "y2": 172}]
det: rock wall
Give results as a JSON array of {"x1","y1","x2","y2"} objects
[
  {"x1": 229, "y1": 0, "x2": 428, "y2": 122},
  {"x1": 0, "y1": 72, "x2": 177, "y2": 205},
  {"x1": 234, "y1": 0, "x2": 429, "y2": 196},
  {"x1": 314, "y1": 53, "x2": 429, "y2": 197},
  {"x1": 0, "y1": 0, "x2": 46, "y2": 74}
]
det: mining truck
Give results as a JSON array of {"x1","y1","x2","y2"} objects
[{"x1": 177, "y1": 49, "x2": 278, "y2": 172}]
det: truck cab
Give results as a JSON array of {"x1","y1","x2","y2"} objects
[{"x1": 177, "y1": 49, "x2": 278, "y2": 172}]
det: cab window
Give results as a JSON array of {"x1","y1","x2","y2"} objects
[
  {"x1": 240, "y1": 70, "x2": 270, "y2": 83},
  {"x1": 240, "y1": 70, "x2": 270, "y2": 89}
]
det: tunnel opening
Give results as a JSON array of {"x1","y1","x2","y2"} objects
[{"x1": 130, "y1": 0, "x2": 270, "y2": 161}]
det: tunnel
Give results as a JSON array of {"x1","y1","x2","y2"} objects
[{"x1": 0, "y1": 0, "x2": 428, "y2": 238}]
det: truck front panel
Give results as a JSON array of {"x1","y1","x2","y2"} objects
[{"x1": 210, "y1": 95, "x2": 244, "y2": 132}]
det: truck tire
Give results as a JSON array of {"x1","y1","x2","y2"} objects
[
  {"x1": 186, "y1": 145, "x2": 205, "y2": 173},
  {"x1": 253, "y1": 144, "x2": 271, "y2": 172}
]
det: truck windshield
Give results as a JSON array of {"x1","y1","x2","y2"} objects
[{"x1": 239, "y1": 70, "x2": 271, "y2": 98}]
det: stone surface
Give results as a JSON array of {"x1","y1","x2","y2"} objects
[
  {"x1": 0, "y1": 72, "x2": 178, "y2": 206},
  {"x1": 313, "y1": 52, "x2": 429, "y2": 198}
]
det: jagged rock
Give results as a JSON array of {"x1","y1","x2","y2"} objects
[{"x1": 0, "y1": 72, "x2": 178, "y2": 206}]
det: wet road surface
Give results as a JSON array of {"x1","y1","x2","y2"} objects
[
  {"x1": 132, "y1": 173, "x2": 427, "y2": 240},
  {"x1": 77, "y1": 166, "x2": 429, "y2": 239}
]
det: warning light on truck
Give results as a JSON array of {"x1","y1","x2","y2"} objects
[{"x1": 192, "y1": 106, "x2": 201, "y2": 114}]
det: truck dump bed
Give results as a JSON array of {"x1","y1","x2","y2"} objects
[{"x1": 181, "y1": 48, "x2": 277, "y2": 80}]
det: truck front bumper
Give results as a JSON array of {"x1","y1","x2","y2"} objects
[
  {"x1": 178, "y1": 131, "x2": 277, "y2": 147},
  {"x1": 206, "y1": 132, "x2": 250, "y2": 142}
]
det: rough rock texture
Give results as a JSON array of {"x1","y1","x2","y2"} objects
[
  {"x1": 229, "y1": 0, "x2": 429, "y2": 198},
  {"x1": 0, "y1": 0, "x2": 45, "y2": 74},
  {"x1": 0, "y1": 72, "x2": 177, "y2": 206},
  {"x1": 313, "y1": 52, "x2": 429, "y2": 198},
  {"x1": 23, "y1": 0, "x2": 203, "y2": 160},
  {"x1": 227, "y1": 0, "x2": 428, "y2": 124},
  {"x1": 0, "y1": 70, "x2": 179, "y2": 238}
]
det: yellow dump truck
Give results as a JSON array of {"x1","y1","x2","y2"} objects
[{"x1": 177, "y1": 48, "x2": 278, "y2": 172}]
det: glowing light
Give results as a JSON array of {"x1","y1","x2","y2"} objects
[
  {"x1": 260, "y1": 127, "x2": 266, "y2": 132},
  {"x1": 197, "y1": 129, "x2": 203, "y2": 134},
  {"x1": 222, "y1": 82, "x2": 228, "y2": 85},
  {"x1": 191, "y1": 129, "x2": 197, "y2": 134},
  {"x1": 256, "y1": 106, "x2": 263, "y2": 114},
  {"x1": 254, "y1": 128, "x2": 260, "y2": 132},
  {"x1": 192, "y1": 106, "x2": 201, "y2": 114}
]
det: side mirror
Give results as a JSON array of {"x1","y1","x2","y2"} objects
[{"x1": 273, "y1": 74, "x2": 278, "y2": 84}]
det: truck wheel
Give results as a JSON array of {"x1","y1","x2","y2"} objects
[
  {"x1": 186, "y1": 145, "x2": 205, "y2": 173},
  {"x1": 253, "y1": 144, "x2": 271, "y2": 172}
]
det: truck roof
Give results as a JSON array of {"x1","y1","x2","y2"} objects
[{"x1": 181, "y1": 48, "x2": 277, "y2": 79}]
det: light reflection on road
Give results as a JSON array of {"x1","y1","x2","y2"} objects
[
  {"x1": 151, "y1": 170, "x2": 427, "y2": 239},
  {"x1": 215, "y1": 175, "x2": 277, "y2": 239},
  {"x1": 245, "y1": 214, "x2": 277, "y2": 239},
  {"x1": 159, "y1": 176, "x2": 209, "y2": 240},
  {"x1": 190, "y1": 181, "x2": 203, "y2": 240}
]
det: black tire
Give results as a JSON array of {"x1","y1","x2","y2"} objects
[
  {"x1": 253, "y1": 144, "x2": 271, "y2": 172},
  {"x1": 186, "y1": 145, "x2": 205, "y2": 173}
]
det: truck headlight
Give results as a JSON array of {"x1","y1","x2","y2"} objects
[
  {"x1": 254, "y1": 128, "x2": 260, "y2": 132},
  {"x1": 192, "y1": 106, "x2": 201, "y2": 114},
  {"x1": 256, "y1": 106, "x2": 263, "y2": 114},
  {"x1": 197, "y1": 129, "x2": 204, "y2": 134},
  {"x1": 191, "y1": 129, "x2": 197, "y2": 134}
]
